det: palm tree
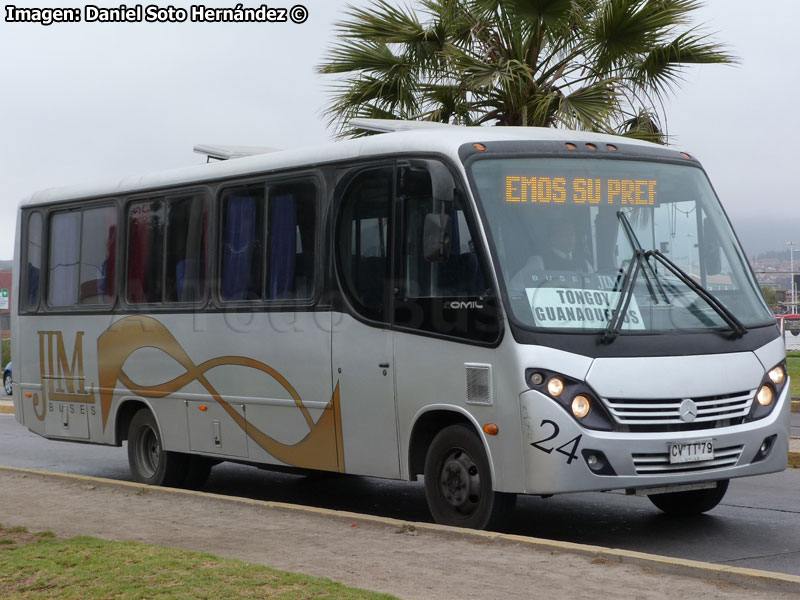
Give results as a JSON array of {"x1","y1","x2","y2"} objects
[{"x1": 317, "y1": 0, "x2": 734, "y2": 141}]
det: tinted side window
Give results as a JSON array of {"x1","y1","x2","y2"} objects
[
  {"x1": 266, "y1": 181, "x2": 317, "y2": 300},
  {"x1": 48, "y1": 211, "x2": 81, "y2": 307},
  {"x1": 336, "y1": 167, "x2": 393, "y2": 322},
  {"x1": 127, "y1": 200, "x2": 165, "y2": 304},
  {"x1": 218, "y1": 179, "x2": 317, "y2": 302},
  {"x1": 165, "y1": 195, "x2": 207, "y2": 303},
  {"x1": 399, "y1": 168, "x2": 486, "y2": 299},
  {"x1": 394, "y1": 165, "x2": 500, "y2": 343},
  {"x1": 220, "y1": 186, "x2": 265, "y2": 301},
  {"x1": 79, "y1": 206, "x2": 117, "y2": 305},
  {"x1": 25, "y1": 212, "x2": 43, "y2": 310}
]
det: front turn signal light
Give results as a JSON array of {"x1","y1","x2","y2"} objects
[
  {"x1": 767, "y1": 366, "x2": 786, "y2": 386},
  {"x1": 571, "y1": 395, "x2": 591, "y2": 419},
  {"x1": 756, "y1": 385, "x2": 774, "y2": 407}
]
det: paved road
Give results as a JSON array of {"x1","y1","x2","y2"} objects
[
  {"x1": 791, "y1": 410, "x2": 799, "y2": 437},
  {"x1": 1, "y1": 415, "x2": 798, "y2": 576}
]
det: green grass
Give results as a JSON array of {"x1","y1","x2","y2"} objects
[
  {"x1": 786, "y1": 351, "x2": 800, "y2": 398},
  {"x1": 1, "y1": 338, "x2": 9, "y2": 370},
  {"x1": 0, "y1": 530, "x2": 398, "y2": 600}
]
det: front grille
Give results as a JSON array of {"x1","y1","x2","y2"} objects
[
  {"x1": 632, "y1": 445, "x2": 743, "y2": 475},
  {"x1": 602, "y1": 390, "x2": 754, "y2": 431}
]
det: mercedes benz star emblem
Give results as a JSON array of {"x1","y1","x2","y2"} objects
[{"x1": 679, "y1": 399, "x2": 698, "y2": 423}]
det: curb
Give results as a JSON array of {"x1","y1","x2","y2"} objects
[
  {"x1": 792, "y1": 400, "x2": 800, "y2": 413},
  {"x1": 1, "y1": 466, "x2": 798, "y2": 594}
]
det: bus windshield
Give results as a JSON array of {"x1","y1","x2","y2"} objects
[{"x1": 469, "y1": 157, "x2": 773, "y2": 334}]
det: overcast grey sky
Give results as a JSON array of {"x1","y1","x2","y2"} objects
[{"x1": 1, "y1": 0, "x2": 798, "y2": 259}]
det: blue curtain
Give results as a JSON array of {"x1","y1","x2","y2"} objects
[
  {"x1": 222, "y1": 195, "x2": 257, "y2": 301},
  {"x1": 269, "y1": 194, "x2": 296, "y2": 298}
]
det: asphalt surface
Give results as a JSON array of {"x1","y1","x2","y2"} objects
[{"x1": 1, "y1": 414, "x2": 798, "y2": 577}]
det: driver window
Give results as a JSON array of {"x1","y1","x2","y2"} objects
[{"x1": 399, "y1": 166, "x2": 486, "y2": 299}]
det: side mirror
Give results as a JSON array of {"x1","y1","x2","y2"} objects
[
  {"x1": 702, "y1": 217, "x2": 722, "y2": 276},
  {"x1": 423, "y1": 212, "x2": 452, "y2": 262}
]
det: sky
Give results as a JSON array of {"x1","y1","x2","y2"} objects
[{"x1": 1, "y1": 0, "x2": 798, "y2": 260}]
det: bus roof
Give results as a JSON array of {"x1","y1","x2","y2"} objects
[{"x1": 21, "y1": 126, "x2": 667, "y2": 208}]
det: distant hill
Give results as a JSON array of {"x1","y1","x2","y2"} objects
[{"x1": 0, "y1": 261, "x2": 11, "y2": 272}]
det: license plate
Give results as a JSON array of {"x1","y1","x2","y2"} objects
[{"x1": 668, "y1": 439, "x2": 714, "y2": 464}]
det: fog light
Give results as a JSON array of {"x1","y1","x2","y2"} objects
[
  {"x1": 760, "y1": 441, "x2": 769, "y2": 454},
  {"x1": 756, "y1": 384, "x2": 774, "y2": 407},
  {"x1": 587, "y1": 454, "x2": 598, "y2": 467},
  {"x1": 547, "y1": 377, "x2": 565, "y2": 397},
  {"x1": 571, "y1": 394, "x2": 591, "y2": 419},
  {"x1": 768, "y1": 366, "x2": 786, "y2": 386},
  {"x1": 530, "y1": 372, "x2": 544, "y2": 386}
]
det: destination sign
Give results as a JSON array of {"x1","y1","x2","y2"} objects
[
  {"x1": 526, "y1": 287, "x2": 645, "y2": 330},
  {"x1": 505, "y1": 176, "x2": 656, "y2": 206}
]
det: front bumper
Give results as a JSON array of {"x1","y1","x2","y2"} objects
[{"x1": 518, "y1": 384, "x2": 790, "y2": 495}]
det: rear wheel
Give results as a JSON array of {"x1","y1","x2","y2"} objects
[
  {"x1": 424, "y1": 424, "x2": 514, "y2": 529},
  {"x1": 648, "y1": 480, "x2": 729, "y2": 516},
  {"x1": 127, "y1": 409, "x2": 186, "y2": 487},
  {"x1": 3, "y1": 374, "x2": 11, "y2": 396},
  {"x1": 181, "y1": 455, "x2": 215, "y2": 490}
]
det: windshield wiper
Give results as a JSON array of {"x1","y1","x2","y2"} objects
[
  {"x1": 645, "y1": 249, "x2": 748, "y2": 338},
  {"x1": 602, "y1": 248, "x2": 648, "y2": 343},
  {"x1": 602, "y1": 212, "x2": 668, "y2": 344},
  {"x1": 616, "y1": 211, "x2": 669, "y2": 304},
  {"x1": 603, "y1": 211, "x2": 748, "y2": 343}
]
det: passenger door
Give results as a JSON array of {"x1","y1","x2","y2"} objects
[{"x1": 331, "y1": 166, "x2": 400, "y2": 478}]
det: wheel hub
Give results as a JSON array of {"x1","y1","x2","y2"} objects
[
  {"x1": 136, "y1": 426, "x2": 160, "y2": 479},
  {"x1": 439, "y1": 449, "x2": 480, "y2": 514}
]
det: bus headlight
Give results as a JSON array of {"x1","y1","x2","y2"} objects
[
  {"x1": 571, "y1": 395, "x2": 591, "y2": 419},
  {"x1": 547, "y1": 377, "x2": 565, "y2": 397},
  {"x1": 756, "y1": 384, "x2": 774, "y2": 407},
  {"x1": 525, "y1": 368, "x2": 615, "y2": 431},
  {"x1": 768, "y1": 366, "x2": 785, "y2": 386}
]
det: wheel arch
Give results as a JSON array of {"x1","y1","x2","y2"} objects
[
  {"x1": 113, "y1": 397, "x2": 160, "y2": 446},
  {"x1": 406, "y1": 405, "x2": 495, "y2": 484}
]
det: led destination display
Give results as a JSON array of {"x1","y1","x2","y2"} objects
[{"x1": 505, "y1": 176, "x2": 657, "y2": 206}]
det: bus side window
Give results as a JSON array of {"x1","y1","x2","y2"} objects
[
  {"x1": 25, "y1": 212, "x2": 43, "y2": 310},
  {"x1": 336, "y1": 167, "x2": 393, "y2": 322},
  {"x1": 220, "y1": 186, "x2": 265, "y2": 302},
  {"x1": 265, "y1": 181, "x2": 317, "y2": 300},
  {"x1": 79, "y1": 206, "x2": 117, "y2": 305},
  {"x1": 127, "y1": 200, "x2": 165, "y2": 304},
  {"x1": 47, "y1": 206, "x2": 118, "y2": 308},
  {"x1": 395, "y1": 165, "x2": 499, "y2": 343},
  {"x1": 400, "y1": 168, "x2": 485, "y2": 299},
  {"x1": 165, "y1": 195, "x2": 207, "y2": 303},
  {"x1": 48, "y1": 211, "x2": 82, "y2": 307}
]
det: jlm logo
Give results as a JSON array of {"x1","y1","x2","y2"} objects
[{"x1": 33, "y1": 331, "x2": 96, "y2": 421}]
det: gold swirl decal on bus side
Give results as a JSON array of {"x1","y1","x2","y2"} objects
[{"x1": 97, "y1": 316, "x2": 345, "y2": 472}]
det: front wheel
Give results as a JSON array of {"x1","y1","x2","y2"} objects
[
  {"x1": 127, "y1": 409, "x2": 186, "y2": 487},
  {"x1": 424, "y1": 424, "x2": 514, "y2": 529},
  {"x1": 3, "y1": 374, "x2": 11, "y2": 396},
  {"x1": 648, "y1": 480, "x2": 729, "y2": 516}
]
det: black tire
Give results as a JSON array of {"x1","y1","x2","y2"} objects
[
  {"x1": 181, "y1": 455, "x2": 214, "y2": 490},
  {"x1": 648, "y1": 480, "x2": 729, "y2": 516},
  {"x1": 3, "y1": 374, "x2": 11, "y2": 396},
  {"x1": 127, "y1": 409, "x2": 186, "y2": 487},
  {"x1": 424, "y1": 424, "x2": 515, "y2": 529}
]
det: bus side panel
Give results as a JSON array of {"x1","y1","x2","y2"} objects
[
  {"x1": 11, "y1": 209, "x2": 23, "y2": 425},
  {"x1": 394, "y1": 329, "x2": 524, "y2": 492},
  {"x1": 98, "y1": 312, "x2": 334, "y2": 469}
]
